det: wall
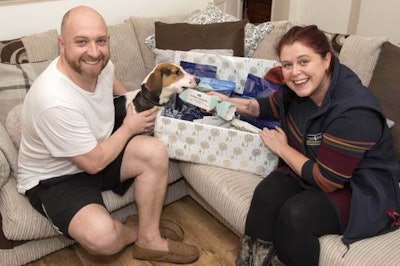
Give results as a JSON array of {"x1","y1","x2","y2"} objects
[
  {"x1": 271, "y1": 0, "x2": 400, "y2": 44},
  {"x1": 356, "y1": 0, "x2": 399, "y2": 44},
  {"x1": 0, "y1": 0, "x2": 210, "y2": 40}
]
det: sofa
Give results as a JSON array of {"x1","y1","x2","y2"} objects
[{"x1": 1, "y1": 4, "x2": 400, "y2": 266}]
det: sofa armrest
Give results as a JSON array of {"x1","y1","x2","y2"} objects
[{"x1": 0, "y1": 122, "x2": 18, "y2": 188}]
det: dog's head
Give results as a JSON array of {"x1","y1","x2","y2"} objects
[{"x1": 143, "y1": 63, "x2": 200, "y2": 105}]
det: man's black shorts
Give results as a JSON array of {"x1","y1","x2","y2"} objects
[{"x1": 25, "y1": 148, "x2": 134, "y2": 238}]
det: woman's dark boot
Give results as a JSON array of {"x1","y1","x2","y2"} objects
[
  {"x1": 236, "y1": 235, "x2": 255, "y2": 266},
  {"x1": 236, "y1": 235, "x2": 276, "y2": 266}
]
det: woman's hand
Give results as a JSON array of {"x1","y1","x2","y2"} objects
[
  {"x1": 207, "y1": 91, "x2": 230, "y2": 102},
  {"x1": 259, "y1": 126, "x2": 288, "y2": 156},
  {"x1": 260, "y1": 125, "x2": 309, "y2": 176}
]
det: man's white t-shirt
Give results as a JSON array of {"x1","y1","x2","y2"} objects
[{"x1": 17, "y1": 57, "x2": 115, "y2": 194}]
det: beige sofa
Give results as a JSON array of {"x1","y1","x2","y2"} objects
[{"x1": 1, "y1": 9, "x2": 400, "y2": 266}]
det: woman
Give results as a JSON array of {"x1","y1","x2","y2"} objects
[{"x1": 210, "y1": 25, "x2": 400, "y2": 266}]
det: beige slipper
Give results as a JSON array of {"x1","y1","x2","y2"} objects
[
  {"x1": 132, "y1": 239, "x2": 199, "y2": 264},
  {"x1": 125, "y1": 215, "x2": 184, "y2": 242}
]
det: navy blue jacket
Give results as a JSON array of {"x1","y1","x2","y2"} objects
[{"x1": 258, "y1": 57, "x2": 400, "y2": 244}]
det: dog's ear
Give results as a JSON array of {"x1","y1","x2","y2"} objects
[{"x1": 146, "y1": 68, "x2": 163, "y2": 95}]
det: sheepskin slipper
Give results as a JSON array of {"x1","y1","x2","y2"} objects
[
  {"x1": 132, "y1": 239, "x2": 199, "y2": 264},
  {"x1": 125, "y1": 215, "x2": 184, "y2": 242}
]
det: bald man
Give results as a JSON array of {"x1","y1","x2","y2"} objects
[{"x1": 17, "y1": 6, "x2": 198, "y2": 264}]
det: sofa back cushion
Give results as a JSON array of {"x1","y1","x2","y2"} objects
[
  {"x1": 155, "y1": 20, "x2": 248, "y2": 57},
  {"x1": 0, "y1": 61, "x2": 50, "y2": 127},
  {"x1": 21, "y1": 30, "x2": 59, "y2": 63},
  {"x1": 368, "y1": 42, "x2": 400, "y2": 159},
  {"x1": 128, "y1": 12, "x2": 196, "y2": 74},
  {"x1": 339, "y1": 35, "x2": 388, "y2": 87},
  {"x1": 107, "y1": 21, "x2": 146, "y2": 91}
]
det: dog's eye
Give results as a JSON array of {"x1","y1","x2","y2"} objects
[{"x1": 175, "y1": 70, "x2": 181, "y2": 75}]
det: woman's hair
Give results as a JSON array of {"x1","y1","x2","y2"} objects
[{"x1": 275, "y1": 25, "x2": 334, "y2": 74}]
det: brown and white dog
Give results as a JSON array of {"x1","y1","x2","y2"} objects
[{"x1": 113, "y1": 63, "x2": 200, "y2": 131}]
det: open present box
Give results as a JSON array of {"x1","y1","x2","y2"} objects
[{"x1": 154, "y1": 111, "x2": 279, "y2": 176}]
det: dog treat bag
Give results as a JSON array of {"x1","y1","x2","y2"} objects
[
  {"x1": 242, "y1": 73, "x2": 279, "y2": 98},
  {"x1": 179, "y1": 61, "x2": 217, "y2": 78}
]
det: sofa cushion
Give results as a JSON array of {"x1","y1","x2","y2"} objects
[
  {"x1": 127, "y1": 12, "x2": 196, "y2": 74},
  {"x1": 0, "y1": 160, "x2": 184, "y2": 241},
  {"x1": 5, "y1": 104, "x2": 22, "y2": 150},
  {"x1": 145, "y1": 3, "x2": 274, "y2": 58},
  {"x1": 251, "y1": 20, "x2": 292, "y2": 61},
  {"x1": 0, "y1": 123, "x2": 18, "y2": 188},
  {"x1": 108, "y1": 21, "x2": 146, "y2": 91},
  {"x1": 253, "y1": 21, "x2": 349, "y2": 61},
  {"x1": 0, "y1": 123, "x2": 17, "y2": 188},
  {"x1": 0, "y1": 29, "x2": 57, "y2": 65},
  {"x1": 154, "y1": 20, "x2": 248, "y2": 57},
  {"x1": 339, "y1": 35, "x2": 388, "y2": 86},
  {"x1": 368, "y1": 42, "x2": 400, "y2": 159},
  {"x1": 0, "y1": 61, "x2": 49, "y2": 127},
  {"x1": 21, "y1": 30, "x2": 59, "y2": 63},
  {"x1": 179, "y1": 162, "x2": 262, "y2": 234},
  {"x1": 185, "y1": 2, "x2": 237, "y2": 24},
  {"x1": 0, "y1": 151, "x2": 10, "y2": 189},
  {"x1": 181, "y1": 2, "x2": 273, "y2": 57},
  {"x1": 319, "y1": 230, "x2": 400, "y2": 265}
]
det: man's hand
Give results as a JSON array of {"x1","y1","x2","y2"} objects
[{"x1": 122, "y1": 104, "x2": 159, "y2": 135}]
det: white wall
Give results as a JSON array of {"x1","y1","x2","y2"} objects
[
  {"x1": 272, "y1": 0, "x2": 400, "y2": 44},
  {"x1": 356, "y1": 0, "x2": 400, "y2": 43},
  {"x1": 288, "y1": 0, "x2": 353, "y2": 34},
  {"x1": 0, "y1": 0, "x2": 210, "y2": 40}
]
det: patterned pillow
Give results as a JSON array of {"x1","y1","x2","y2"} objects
[
  {"x1": 0, "y1": 38, "x2": 28, "y2": 64},
  {"x1": 0, "y1": 30, "x2": 59, "y2": 65},
  {"x1": 323, "y1": 32, "x2": 349, "y2": 57},
  {"x1": 186, "y1": 2, "x2": 237, "y2": 23},
  {"x1": 0, "y1": 61, "x2": 50, "y2": 126},
  {"x1": 145, "y1": 2, "x2": 274, "y2": 57}
]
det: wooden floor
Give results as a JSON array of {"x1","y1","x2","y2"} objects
[{"x1": 27, "y1": 196, "x2": 240, "y2": 266}]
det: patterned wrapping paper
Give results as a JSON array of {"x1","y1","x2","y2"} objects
[
  {"x1": 154, "y1": 113, "x2": 279, "y2": 176},
  {"x1": 174, "y1": 51, "x2": 280, "y2": 94}
]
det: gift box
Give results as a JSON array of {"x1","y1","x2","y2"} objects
[
  {"x1": 154, "y1": 113, "x2": 279, "y2": 176},
  {"x1": 174, "y1": 51, "x2": 280, "y2": 94}
]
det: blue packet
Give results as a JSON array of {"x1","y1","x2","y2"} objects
[
  {"x1": 180, "y1": 61, "x2": 217, "y2": 78},
  {"x1": 242, "y1": 73, "x2": 279, "y2": 98},
  {"x1": 197, "y1": 77, "x2": 236, "y2": 96}
]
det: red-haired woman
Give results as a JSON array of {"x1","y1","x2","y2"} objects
[{"x1": 209, "y1": 25, "x2": 400, "y2": 266}]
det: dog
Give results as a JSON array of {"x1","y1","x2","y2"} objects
[{"x1": 113, "y1": 63, "x2": 200, "y2": 131}]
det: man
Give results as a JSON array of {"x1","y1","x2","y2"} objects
[{"x1": 17, "y1": 6, "x2": 198, "y2": 264}]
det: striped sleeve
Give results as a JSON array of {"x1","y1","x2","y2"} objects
[{"x1": 301, "y1": 109, "x2": 383, "y2": 192}]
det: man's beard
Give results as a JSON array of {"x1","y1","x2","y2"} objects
[{"x1": 66, "y1": 53, "x2": 109, "y2": 79}]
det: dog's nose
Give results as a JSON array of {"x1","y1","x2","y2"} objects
[{"x1": 195, "y1": 77, "x2": 201, "y2": 85}]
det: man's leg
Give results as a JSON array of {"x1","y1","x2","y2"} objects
[
  {"x1": 68, "y1": 135, "x2": 169, "y2": 255},
  {"x1": 68, "y1": 203, "x2": 137, "y2": 255},
  {"x1": 119, "y1": 135, "x2": 169, "y2": 251},
  {"x1": 122, "y1": 136, "x2": 199, "y2": 264}
]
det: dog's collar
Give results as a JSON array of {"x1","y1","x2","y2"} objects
[{"x1": 138, "y1": 84, "x2": 164, "y2": 107}]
